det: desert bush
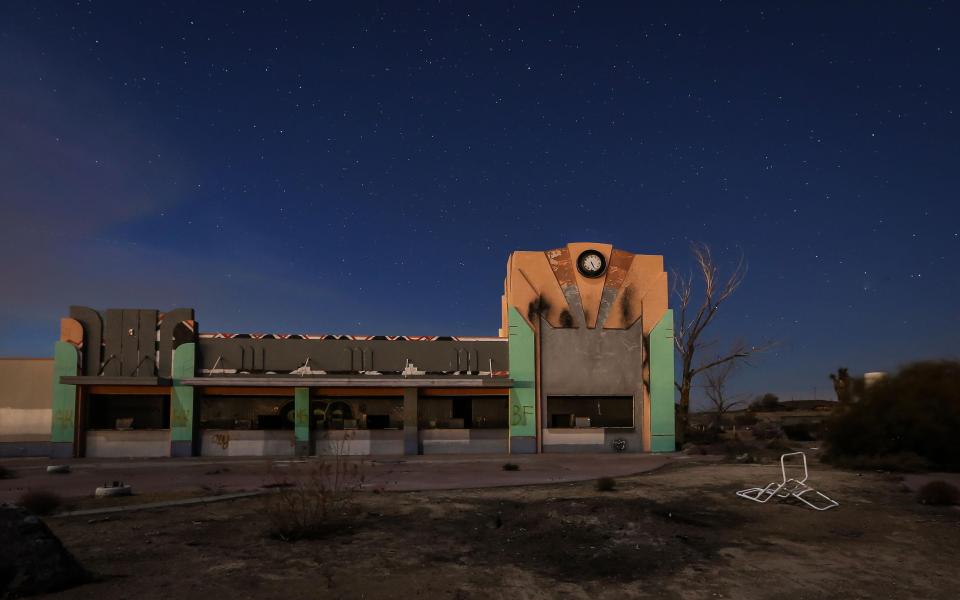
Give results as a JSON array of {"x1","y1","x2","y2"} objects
[
  {"x1": 734, "y1": 413, "x2": 758, "y2": 428},
  {"x1": 751, "y1": 422, "x2": 784, "y2": 441},
  {"x1": 502, "y1": 462, "x2": 520, "y2": 471},
  {"x1": 0, "y1": 465, "x2": 16, "y2": 479},
  {"x1": 722, "y1": 438, "x2": 752, "y2": 457},
  {"x1": 684, "y1": 426, "x2": 720, "y2": 444},
  {"x1": 823, "y1": 361, "x2": 960, "y2": 471},
  {"x1": 595, "y1": 477, "x2": 616, "y2": 492},
  {"x1": 18, "y1": 490, "x2": 63, "y2": 515},
  {"x1": 782, "y1": 422, "x2": 819, "y2": 441},
  {"x1": 917, "y1": 480, "x2": 960, "y2": 506},
  {"x1": 263, "y1": 445, "x2": 365, "y2": 541},
  {"x1": 749, "y1": 393, "x2": 781, "y2": 412},
  {"x1": 765, "y1": 438, "x2": 794, "y2": 453}
]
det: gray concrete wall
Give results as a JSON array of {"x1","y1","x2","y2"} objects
[
  {"x1": 314, "y1": 430, "x2": 404, "y2": 455},
  {"x1": 0, "y1": 359, "x2": 53, "y2": 456},
  {"x1": 420, "y1": 428, "x2": 509, "y2": 454},
  {"x1": 197, "y1": 337, "x2": 508, "y2": 376},
  {"x1": 541, "y1": 428, "x2": 643, "y2": 453},
  {"x1": 200, "y1": 429, "x2": 295, "y2": 457},
  {"x1": 539, "y1": 321, "x2": 645, "y2": 453},
  {"x1": 85, "y1": 429, "x2": 170, "y2": 458}
]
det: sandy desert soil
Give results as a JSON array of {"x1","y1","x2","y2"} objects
[{"x1": 36, "y1": 459, "x2": 960, "y2": 600}]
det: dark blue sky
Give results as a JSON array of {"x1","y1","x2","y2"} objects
[{"x1": 1, "y1": 2, "x2": 957, "y2": 402}]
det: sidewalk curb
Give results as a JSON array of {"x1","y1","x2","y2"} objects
[{"x1": 52, "y1": 490, "x2": 267, "y2": 518}]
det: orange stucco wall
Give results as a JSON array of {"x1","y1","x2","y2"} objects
[{"x1": 502, "y1": 242, "x2": 668, "y2": 333}]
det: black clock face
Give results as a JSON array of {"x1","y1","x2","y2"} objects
[{"x1": 576, "y1": 249, "x2": 606, "y2": 278}]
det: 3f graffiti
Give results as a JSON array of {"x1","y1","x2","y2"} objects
[{"x1": 510, "y1": 403, "x2": 534, "y2": 427}]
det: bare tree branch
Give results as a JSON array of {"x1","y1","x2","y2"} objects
[
  {"x1": 692, "y1": 339, "x2": 777, "y2": 378},
  {"x1": 671, "y1": 242, "x2": 772, "y2": 446},
  {"x1": 702, "y1": 359, "x2": 745, "y2": 429}
]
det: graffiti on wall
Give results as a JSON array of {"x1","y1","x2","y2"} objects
[
  {"x1": 171, "y1": 403, "x2": 190, "y2": 429},
  {"x1": 212, "y1": 432, "x2": 230, "y2": 450},
  {"x1": 510, "y1": 402, "x2": 534, "y2": 427},
  {"x1": 52, "y1": 408, "x2": 74, "y2": 429}
]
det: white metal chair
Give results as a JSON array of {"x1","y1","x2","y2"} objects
[{"x1": 736, "y1": 451, "x2": 839, "y2": 511}]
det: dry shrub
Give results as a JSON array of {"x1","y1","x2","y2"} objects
[
  {"x1": 782, "y1": 422, "x2": 819, "y2": 441},
  {"x1": 917, "y1": 480, "x2": 960, "y2": 506},
  {"x1": 721, "y1": 438, "x2": 752, "y2": 458},
  {"x1": 263, "y1": 443, "x2": 365, "y2": 541},
  {"x1": 751, "y1": 422, "x2": 784, "y2": 441},
  {"x1": 823, "y1": 361, "x2": 960, "y2": 471},
  {"x1": 765, "y1": 438, "x2": 794, "y2": 453},
  {"x1": 18, "y1": 490, "x2": 63, "y2": 516},
  {"x1": 502, "y1": 463, "x2": 520, "y2": 471},
  {"x1": 595, "y1": 477, "x2": 616, "y2": 492}
]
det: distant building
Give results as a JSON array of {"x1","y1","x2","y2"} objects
[
  {"x1": 863, "y1": 372, "x2": 887, "y2": 388},
  {"x1": 2, "y1": 243, "x2": 675, "y2": 458}
]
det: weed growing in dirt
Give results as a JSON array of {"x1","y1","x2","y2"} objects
[
  {"x1": 917, "y1": 480, "x2": 960, "y2": 506},
  {"x1": 263, "y1": 440, "x2": 365, "y2": 541},
  {"x1": 502, "y1": 463, "x2": 520, "y2": 471},
  {"x1": 18, "y1": 490, "x2": 63, "y2": 515},
  {"x1": 595, "y1": 477, "x2": 616, "y2": 492},
  {"x1": 0, "y1": 465, "x2": 16, "y2": 479}
]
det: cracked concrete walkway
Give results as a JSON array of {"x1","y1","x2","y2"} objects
[{"x1": 0, "y1": 453, "x2": 672, "y2": 503}]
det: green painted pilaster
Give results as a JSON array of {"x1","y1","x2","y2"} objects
[
  {"x1": 51, "y1": 341, "x2": 79, "y2": 458},
  {"x1": 649, "y1": 309, "x2": 676, "y2": 452},
  {"x1": 171, "y1": 343, "x2": 196, "y2": 457},
  {"x1": 507, "y1": 307, "x2": 537, "y2": 453},
  {"x1": 294, "y1": 387, "x2": 310, "y2": 456}
]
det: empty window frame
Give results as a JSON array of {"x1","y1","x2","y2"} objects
[
  {"x1": 312, "y1": 397, "x2": 404, "y2": 430},
  {"x1": 87, "y1": 395, "x2": 170, "y2": 430},
  {"x1": 547, "y1": 396, "x2": 634, "y2": 428},
  {"x1": 419, "y1": 396, "x2": 509, "y2": 429},
  {"x1": 198, "y1": 396, "x2": 293, "y2": 430}
]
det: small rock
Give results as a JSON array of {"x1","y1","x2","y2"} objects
[{"x1": 95, "y1": 483, "x2": 133, "y2": 498}]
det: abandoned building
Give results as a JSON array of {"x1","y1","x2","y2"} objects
[{"x1": 0, "y1": 243, "x2": 676, "y2": 458}]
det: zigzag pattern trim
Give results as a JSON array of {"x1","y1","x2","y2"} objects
[{"x1": 198, "y1": 333, "x2": 506, "y2": 342}]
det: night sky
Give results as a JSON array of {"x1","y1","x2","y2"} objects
[{"x1": 1, "y1": 2, "x2": 957, "y2": 403}]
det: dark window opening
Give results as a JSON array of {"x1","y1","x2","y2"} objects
[
  {"x1": 88, "y1": 395, "x2": 170, "y2": 430},
  {"x1": 548, "y1": 396, "x2": 634, "y2": 428},
  {"x1": 420, "y1": 396, "x2": 508, "y2": 429},
  {"x1": 199, "y1": 396, "x2": 293, "y2": 430},
  {"x1": 312, "y1": 398, "x2": 404, "y2": 430}
]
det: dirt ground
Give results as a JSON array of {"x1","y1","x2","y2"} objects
[{"x1": 30, "y1": 457, "x2": 960, "y2": 600}]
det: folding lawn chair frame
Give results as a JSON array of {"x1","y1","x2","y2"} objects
[{"x1": 736, "y1": 451, "x2": 839, "y2": 511}]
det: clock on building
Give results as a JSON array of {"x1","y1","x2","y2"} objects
[{"x1": 576, "y1": 249, "x2": 606, "y2": 278}]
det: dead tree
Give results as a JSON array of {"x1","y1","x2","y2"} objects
[
  {"x1": 703, "y1": 359, "x2": 744, "y2": 431},
  {"x1": 674, "y1": 242, "x2": 770, "y2": 445},
  {"x1": 829, "y1": 368, "x2": 852, "y2": 404}
]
